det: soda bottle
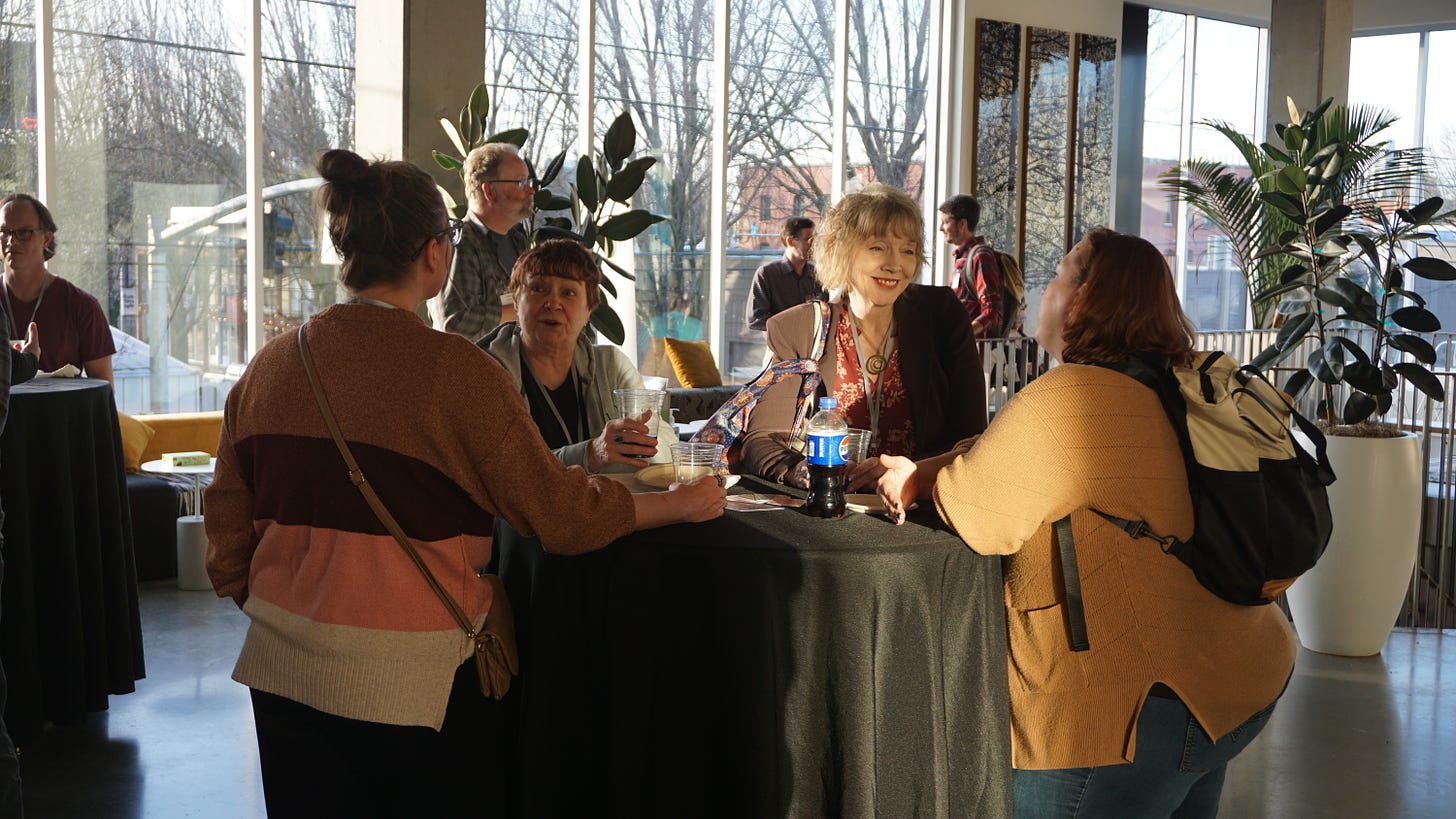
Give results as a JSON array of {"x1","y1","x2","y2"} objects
[{"x1": 804, "y1": 396, "x2": 847, "y2": 518}]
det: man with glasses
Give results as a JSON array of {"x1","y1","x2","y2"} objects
[
  {"x1": 428, "y1": 143, "x2": 534, "y2": 342},
  {"x1": 0, "y1": 194, "x2": 114, "y2": 381}
]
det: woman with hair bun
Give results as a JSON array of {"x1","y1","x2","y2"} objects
[
  {"x1": 875, "y1": 229, "x2": 1293, "y2": 818},
  {"x1": 205, "y1": 149, "x2": 725, "y2": 817}
]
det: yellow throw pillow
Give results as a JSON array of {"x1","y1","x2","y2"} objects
[
  {"x1": 663, "y1": 338, "x2": 722, "y2": 388},
  {"x1": 117, "y1": 412, "x2": 156, "y2": 473}
]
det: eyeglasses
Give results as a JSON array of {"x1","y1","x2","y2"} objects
[
  {"x1": 0, "y1": 228, "x2": 44, "y2": 242},
  {"x1": 410, "y1": 218, "x2": 465, "y2": 260},
  {"x1": 486, "y1": 178, "x2": 533, "y2": 192}
]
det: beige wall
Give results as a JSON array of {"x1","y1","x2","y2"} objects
[
  {"x1": 1132, "y1": 0, "x2": 1454, "y2": 31},
  {"x1": 964, "y1": 0, "x2": 1124, "y2": 37}
]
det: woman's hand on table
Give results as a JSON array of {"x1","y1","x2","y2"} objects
[
  {"x1": 785, "y1": 460, "x2": 810, "y2": 490},
  {"x1": 632, "y1": 475, "x2": 726, "y2": 528},
  {"x1": 845, "y1": 458, "x2": 887, "y2": 492},
  {"x1": 588, "y1": 412, "x2": 658, "y2": 472},
  {"x1": 875, "y1": 455, "x2": 919, "y2": 525},
  {"x1": 666, "y1": 476, "x2": 728, "y2": 522}
]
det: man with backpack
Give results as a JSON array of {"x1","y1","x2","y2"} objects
[{"x1": 938, "y1": 194, "x2": 1003, "y2": 337}]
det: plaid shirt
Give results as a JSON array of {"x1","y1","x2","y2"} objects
[
  {"x1": 951, "y1": 237, "x2": 1002, "y2": 338},
  {"x1": 427, "y1": 213, "x2": 528, "y2": 343}
]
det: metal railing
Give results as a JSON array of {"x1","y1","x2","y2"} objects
[{"x1": 977, "y1": 330, "x2": 1456, "y2": 630}]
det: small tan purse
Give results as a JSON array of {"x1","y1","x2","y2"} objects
[{"x1": 298, "y1": 325, "x2": 518, "y2": 699}]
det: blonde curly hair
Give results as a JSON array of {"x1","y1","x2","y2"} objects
[{"x1": 813, "y1": 184, "x2": 926, "y2": 295}]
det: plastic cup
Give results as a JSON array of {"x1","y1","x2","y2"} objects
[
  {"x1": 613, "y1": 388, "x2": 667, "y2": 423},
  {"x1": 842, "y1": 429, "x2": 871, "y2": 464},
  {"x1": 671, "y1": 442, "x2": 724, "y2": 484}
]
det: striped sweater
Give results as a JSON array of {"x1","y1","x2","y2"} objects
[
  {"x1": 933, "y1": 363, "x2": 1296, "y2": 769},
  {"x1": 204, "y1": 303, "x2": 635, "y2": 729}
]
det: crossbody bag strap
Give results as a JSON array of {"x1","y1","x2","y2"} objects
[
  {"x1": 296, "y1": 324, "x2": 478, "y2": 641},
  {"x1": 1053, "y1": 515, "x2": 1090, "y2": 652}
]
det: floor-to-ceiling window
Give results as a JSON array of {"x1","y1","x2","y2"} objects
[
  {"x1": 593, "y1": 0, "x2": 714, "y2": 376},
  {"x1": 723, "y1": 0, "x2": 833, "y2": 373},
  {"x1": 13, "y1": 0, "x2": 355, "y2": 412},
  {"x1": 1350, "y1": 28, "x2": 1456, "y2": 333},
  {"x1": 478, "y1": 0, "x2": 952, "y2": 375},
  {"x1": 0, "y1": 0, "x2": 38, "y2": 196},
  {"x1": 259, "y1": 0, "x2": 356, "y2": 347},
  {"x1": 1138, "y1": 8, "x2": 1266, "y2": 332},
  {"x1": 53, "y1": 0, "x2": 248, "y2": 411}
]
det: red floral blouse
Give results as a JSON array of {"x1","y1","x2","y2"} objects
[{"x1": 832, "y1": 308, "x2": 916, "y2": 458}]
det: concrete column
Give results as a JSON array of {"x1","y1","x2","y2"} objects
[
  {"x1": 1266, "y1": 0, "x2": 1353, "y2": 135},
  {"x1": 355, "y1": 0, "x2": 485, "y2": 192}
]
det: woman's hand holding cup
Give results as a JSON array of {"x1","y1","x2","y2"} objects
[
  {"x1": 667, "y1": 475, "x2": 727, "y2": 522},
  {"x1": 588, "y1": 412, "x2": 657, "y2": 471}
]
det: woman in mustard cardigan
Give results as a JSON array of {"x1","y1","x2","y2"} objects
[{"x1": 873, "y1": 229, "x2": 1295, "y2": 818}]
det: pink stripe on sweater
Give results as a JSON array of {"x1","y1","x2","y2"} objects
[{"x1": 247, "y1": 520, "x2": 495, "y2": 631}]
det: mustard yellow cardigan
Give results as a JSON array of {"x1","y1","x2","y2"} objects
[{"x1": 934, "y1": 363, "x2": 1296, "y2": 769}]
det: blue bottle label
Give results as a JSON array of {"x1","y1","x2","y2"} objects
[{"x1": 806, "y1": 433, "x2": 847, "y2": 467}]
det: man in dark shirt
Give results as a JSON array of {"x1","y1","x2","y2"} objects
[{"x1": 745, "y1": 217, "x2": 823, "y2": 331}]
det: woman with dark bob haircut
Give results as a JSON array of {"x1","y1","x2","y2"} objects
[
  {"x1": 872, "y1": 229, "x2": 1295, "y2": 818},
  {"x1": 204, "y1": 149, "x2": 724, "y2": 817},
  {"x1": 478, "y1": 238, "x2": 673, "y2": 471}
]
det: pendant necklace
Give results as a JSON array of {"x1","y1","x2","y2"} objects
[{"x1": 846, "y1": 308, "x2": 895, "y2": 448}]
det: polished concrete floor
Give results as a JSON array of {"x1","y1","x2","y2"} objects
[{"x1": 15, "y1": 581, "x2": 1456, "y2": 818}]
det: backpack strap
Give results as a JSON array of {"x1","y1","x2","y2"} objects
[
  {"x1": 1053, "y1": 515, "x2": 1091, "y2": 652},
  {"x1": 1236, "y1": 365, "x2": 1336, "y2": 487}
]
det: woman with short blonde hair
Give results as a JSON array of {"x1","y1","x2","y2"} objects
[{"x1": 738, "y1": 183, "x2": 985, "y2": 488}]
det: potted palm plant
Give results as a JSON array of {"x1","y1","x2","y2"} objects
[
  {"x1": 1164, "y1": 98, "x2": 1456, "y2": 656},
  {"x1": 433, "y1": 83, "x2": 667, "y2": 345}
]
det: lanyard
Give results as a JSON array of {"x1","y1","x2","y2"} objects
[
  {"x1": 845, "y1": 308, "x2": 895, "y2": 451},
  {"x1": 523, "y1": 354, "x2": 586, "y2": 445},
  {"x1": 2, "y1": 274, "x2": 51, "y2": 338}
]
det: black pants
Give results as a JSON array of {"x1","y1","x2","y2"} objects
[{"x1": 249, "y1": 659, "x2": 509, "y2": 819}]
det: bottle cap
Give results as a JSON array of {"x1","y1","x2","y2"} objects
[{"x1": 818, "y1": 396, "x2": 837, "y2": 409}]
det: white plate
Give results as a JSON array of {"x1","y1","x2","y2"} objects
[{"x1": 635, "y1": 463, "x2": 739, "y2": 490}]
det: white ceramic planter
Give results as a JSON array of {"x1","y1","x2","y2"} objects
[{"x1": 1286, "y1": 432, "x2": 1423, "y2": 657}]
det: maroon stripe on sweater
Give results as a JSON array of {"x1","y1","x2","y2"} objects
[{"x1": 234, "y1": 434, "x2": 496, "y2": 540}]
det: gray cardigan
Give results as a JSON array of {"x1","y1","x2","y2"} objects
[{"x1": 479, "y1": 322, "x2": 673, "y2": 472}]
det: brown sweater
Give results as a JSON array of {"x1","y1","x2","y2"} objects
[
  {"x1": 933, "y1": 363, "x2": 1296, "y2": 769},
  {"x1": 205, "y1": 303, "x2": 635, "y2": 729}
]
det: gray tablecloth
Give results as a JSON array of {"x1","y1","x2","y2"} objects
[{"x1": 493, "y1": 476, "x2": 1011, "y2": 817}]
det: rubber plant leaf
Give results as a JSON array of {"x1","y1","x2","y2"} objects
[
  {"x1": 603, "y1": 112, "x2": 637, "y2": 173},
  {"x1": 1393, "y1": 363, "x2": 1446, "y2": 401},
  {"x1": 1404, "y1": 257, "x2": 1456, "y2": 282},
  {"x1": 1391, "y1": 306, "x2": 1441, "y2": 332},
  {"x1": 1389, "y1": 334, "x2": 1437, "y2": 365}
]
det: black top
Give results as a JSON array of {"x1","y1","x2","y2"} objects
[{"x1": 519, "y1": 349, "x2": 586, "y2": 449}]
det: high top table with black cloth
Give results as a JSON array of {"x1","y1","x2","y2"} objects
[
  {"x1": 0, "y1": 378, "x2": 145, "y2": 745},
  {"x1": 492, "y1": 476, "x2": 1012, "y2": 818}
]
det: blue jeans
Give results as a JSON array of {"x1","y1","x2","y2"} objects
[{"x1": 1014, "y1": 693, "x2": 1277, "y2": 819}]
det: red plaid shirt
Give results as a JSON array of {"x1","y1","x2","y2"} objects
[{"x1": 951, "y1": 237, "x2": 1002, "y2": 337}]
